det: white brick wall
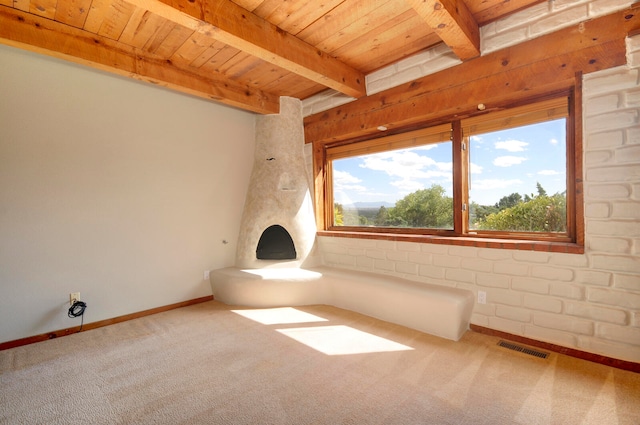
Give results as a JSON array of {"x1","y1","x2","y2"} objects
[
  {"x1": 482, "y1": 0, "x2": 635, "y2": 54},
  {"x1": 301, "y1": 89, "x2": 355, "y2": 117},
  {"x1": 314, "y1": 33, "x2": 640, "y2": 362}
]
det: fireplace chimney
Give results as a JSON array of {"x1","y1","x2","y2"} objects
[{"x1": 235, "y1": 97, "x2": 317, "y2": 268}]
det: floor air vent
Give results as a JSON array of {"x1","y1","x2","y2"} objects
[{"x1": 497, "y1": 340, "x2": 549, "y2": 359}]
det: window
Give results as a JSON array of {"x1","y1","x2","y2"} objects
[
  {"x1": 319, "y1": 93, "x2": 583, "y2": 251},
  {"x1": 328, "y1": 124, "x2": 453, "y2": 232}
]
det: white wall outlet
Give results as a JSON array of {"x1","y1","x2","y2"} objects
[
  {"x1": 477, "y1": 290, "x2": 487, "y2": 305},
  {"x1": 70, "y1": 292, "x2": 80, "y2": 305},
  {"x1": 204, "y1": 270, "x2": 210, "y2": 281}
]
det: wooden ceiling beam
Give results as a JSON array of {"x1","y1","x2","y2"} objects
[
  {"x1": 0, "y1": 6, "x2": 279, "y2": 114},
  {"x1": 406, "y1": 0, "x2": 480, "y2": 60},
  {"x1": 304, "y1": 5, "x2": 640, "y2": 144},
  {"x1": 126, "y1": 0, "x2": 367, "y2": 98}
]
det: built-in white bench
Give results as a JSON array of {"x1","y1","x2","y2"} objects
[{"x1": 210, "y1": 266, "x2": 474, "y2": 341}]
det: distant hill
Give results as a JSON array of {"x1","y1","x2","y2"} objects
[{"x1": 347, "y1": 201, "x2": 395, "y2": 209}]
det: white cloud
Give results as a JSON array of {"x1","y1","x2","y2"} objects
[
  {"x1": 390, "y1": 179, "x2": 426, "y2": 195},
  {"x1": 538, "y1": 169, "x2": 562, "y2": 175},
  {"x1": 470, "y1": 162, "x2": 483, "y2": 174},
  {"x1": 412, "y1": 145, "x2": 438, "y2": 152},
  {"x1": 472, "y1": 178, "x2": 523, "y2": 190},
  {"x1": 549, "y1": 138, "x2": 559, "y2": 145},
  {"x1": 359, "y1": 149, "x2": 451, "y2": 189},
  {"x1": 495, "y1": 139, "x2": 528, "y2": 152},
  {"x1": 362, "y1": 151, "x2": 434, "y2": 176},
  {"x1": 333, "y1": 170, "x2": 366, "y2": 192},
  {"x1": 361, "y1": 151, "x2": 450, "y2": 177},
  {"x1": 493, "y1": 156, "x2": 527, "y2": 167}
]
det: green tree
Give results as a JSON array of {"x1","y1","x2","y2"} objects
[
  {"x1": 374, "y1": 206, "x2": 388, "y2": 226},
  {"x1": 495, "y1": 193, "x2": 522, "y2": 210},
  {"x1": 334, "y1": 203, "x2": 344, "y2": 226},
  {"x1": 470, "y1": 202, "x2": 498, "y2": 223},
  {"x1": 384, "y1": 185, "x2": 453, "y2": 228},
  {"x1": 477, "y1": 192, "x2": 566, "y2": 232}
]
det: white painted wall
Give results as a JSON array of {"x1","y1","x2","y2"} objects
[{"x1": 0, "y1": 45, "x2": 255, "y2": 343}]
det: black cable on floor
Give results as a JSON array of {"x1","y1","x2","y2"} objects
[{"x1": 68, "y1": 301, "x2": 87, "y2": 331}]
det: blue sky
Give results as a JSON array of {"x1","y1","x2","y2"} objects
[{"x1": 332, "y1": 119, "x2": 566, "y2": 207}]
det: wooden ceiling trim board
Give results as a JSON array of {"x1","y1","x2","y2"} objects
[
  {"x1": 54, "y1": 0, "x2": 93, "y2": 28},
  {"x1": 252, "y1": 0, "x2": 285, "y2": 22},
  {"x1": 304, "y1": 7, "x2": 638, "y2": 144},
  {"x1": 270, "y1": 0, "x2": 345, "y2": 36},
  {"x1": 95, "y1": 0, "x2": 137, "y2": 41},
  {"x1": 469, "y1": 0, "x2": 546, "y2": 25},
  {"x1": 0, "y1": 6, "x2": 280, "y2": 114},
  {"x1": 152, "y1": 22, "x2": 193, "y2": 57},
  {"x1": 296, "y1": 0, "x2": 389, "y2": 47},
  {"x1": 12, "y1": 0, "x2": 29, "y2": 11},
  {"x1": 119, "y1": 9, "x2": 168, "y2": 49},
  {"x1": 132, "y1": 54, "x2": 278, "y2": 113},
  {"x1": 125, "y1": 0, "x2": 366, "y2": 98},
  {"x1": 29, "y1": 0, "x2": 57, "y2": 19},
  {"x1": 406, "y1": 0, "x2": 480, "y2": 60},
  {"x1": 83, "y1": 0, "x2": 112, "y2": 33},
  {"x1": 313, "y1": 1, "x2": 412, "y2": 54},
  {"x1": 0, "y1": 6, "x2": 138, "y2": 70},
  {"x1": 199, "y1": 43, "x2": 242, "y2": 72},
  {"x1": 353, "y1": 32, "x2": 443, "y2": 73},
  {"x1": 329, "y1": 12, "x2": 432, "y2": 70},
  {"x1": 143, "y1": 19, "x2": 179, "y2": 54},
  {"x1": 168, "y1": 31, "x2": 216, "y2": 67},
  {"x1": 259, "y1": 71, "x2": 301, "y2": 94},
  {"x1": 188, "y1": 39, "x2": 225, "y2": 68},
  {"x1": 233, "y1": 0, "x2": 263, "y2": 12},
  {"x1": 260, "y1": 72, "x2": 324, "y2": 99},
  {"x1": 291, "y1": 83, "x2": 330, "y2": 99},
  {"x1": 220, "y1": 52, "x2": 263, "y2": 79},
  {"x1": 237, "y1": 62, "x2": 290, "y2": 89},
  {"x1": 214, "y1": 50, "x2": 254, "y2": 76}
]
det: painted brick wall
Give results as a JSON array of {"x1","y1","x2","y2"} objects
[{"x1": 316, "y1": 50, "x2": 640, "y2": 362}]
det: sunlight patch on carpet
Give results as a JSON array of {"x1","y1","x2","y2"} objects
[
  {"x1": 232, "y1": 307, "x2": 329, "y2": 325},
  {"x1": 277, "y1": 325, "x2": 414, "y2": 355}
]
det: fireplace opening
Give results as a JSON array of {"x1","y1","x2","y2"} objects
[{"x1": 256, "y1": 225, "x2": 297, "y2": 260}]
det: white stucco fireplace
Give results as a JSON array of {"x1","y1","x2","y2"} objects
[{"x1": 234, "y1": 96, "x2": 317, "y2": 269}]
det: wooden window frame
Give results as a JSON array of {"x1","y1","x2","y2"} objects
[{"x1": 315, "y1": 88, "x2": 584, "y2": 254}]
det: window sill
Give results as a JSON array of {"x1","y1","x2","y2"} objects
[{"x1": 317, "y1": 230, "x2": 584, "y2": 254}]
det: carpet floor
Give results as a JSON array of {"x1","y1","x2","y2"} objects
[{"x1": 1, "y1": 300, "x2": 638, "y2": 424}]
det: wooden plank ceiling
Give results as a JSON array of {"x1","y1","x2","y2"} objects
[{"x1": 0, "y1": 0, "x2": 543, "y2": 114}]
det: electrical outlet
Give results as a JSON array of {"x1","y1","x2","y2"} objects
[
  {"x1": 204, "y1": 270, "x2": 210, "y2": 281},
  {"x1": 477, "y1": 290, "x2": 487, "y2": 305},
  {"x1": 70, "y1": 292, "x2": 80, "y2": 305}
]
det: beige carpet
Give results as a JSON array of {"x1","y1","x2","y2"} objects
[{"x1": 1, "y1": 301, "x2": 638, "y2": 424}]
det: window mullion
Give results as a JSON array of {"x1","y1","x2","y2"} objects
[{"x1": 452, "y1": 121, "x2": 468, "y2": 235}]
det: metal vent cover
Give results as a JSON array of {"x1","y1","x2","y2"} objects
[{"x1": 497, "y1": 340, "x2": 549, "y2": 359}]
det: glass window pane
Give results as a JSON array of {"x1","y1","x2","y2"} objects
[
  {"x1": 468, "y1": 119, "x2": 567, "y2": 233},
  {"x1": 332, "y1": 141, "x2": 453, "y2": 229}
]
